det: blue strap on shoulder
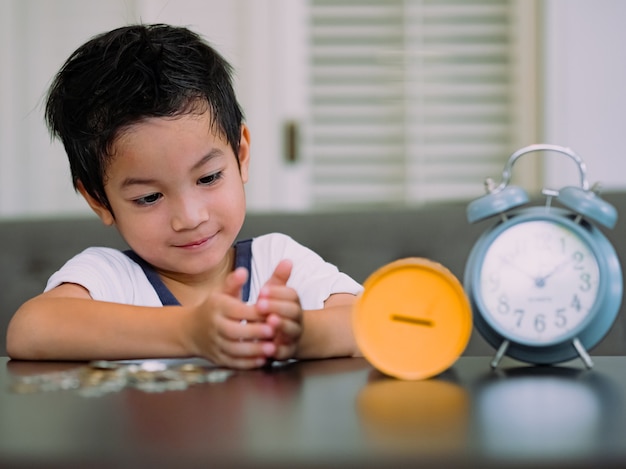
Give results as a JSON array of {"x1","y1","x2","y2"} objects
[
  {"x1": 123, "y1": 250, "x2": 180, "y2": 306},
  {"x1": 124, "y1": 238, "x2": 253, "y2": 306},
  {"x1": 234, "y1": 238, "x2": 253, "y2": 302}
]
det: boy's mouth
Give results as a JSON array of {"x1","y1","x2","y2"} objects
[{"x1": 175, "y1": 235, "x2": 212, "y2": 249}]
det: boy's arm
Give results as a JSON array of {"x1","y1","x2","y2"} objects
[
  {"x1": 7, "y1": 283, "x2": 191, "y2": 361},
  {"x1": 6, "y1": 278, "x2": 275, "y2": 368},
  {"x1": 297, "y1": 293, "x2": 362, "y2": 359}
]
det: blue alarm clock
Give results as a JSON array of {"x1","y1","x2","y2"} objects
[{"x1": 464, "y1": 144, "x2": 622, "y2": 369}]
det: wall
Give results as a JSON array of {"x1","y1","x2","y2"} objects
[
  {"x1": 543, "y1": 0, "x2": 626, "y2": 192},
  {"x1": 1, "y1": 0, "x2": 625, "y2": 218}
]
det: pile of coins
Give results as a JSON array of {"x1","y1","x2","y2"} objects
[{"x1": 10, "y1": 360, "x2": 234, "y2": 397}]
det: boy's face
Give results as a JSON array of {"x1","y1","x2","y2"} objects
[{"x1": 81, "y1": 111, "x2": 250, "y2": 279}]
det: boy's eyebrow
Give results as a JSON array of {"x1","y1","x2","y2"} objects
[
  {"x1": 120, "y1": 148, "x2": 225, "y2": 188},
  {"x1": 191, "y1": 148, "x2": 225, "y2": 171}
]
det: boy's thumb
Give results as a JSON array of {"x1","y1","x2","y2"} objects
[
  {"x1": 266, "y1": 259, "x2": 293, "y2": 286},
  {"x1": 223, "y1": 267, "x2": 248, "y2": 299}
]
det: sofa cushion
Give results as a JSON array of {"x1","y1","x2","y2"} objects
[{"x1": 2, "y1": 193, "x2": 625, "y2": 359}]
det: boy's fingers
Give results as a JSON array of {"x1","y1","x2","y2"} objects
[
  {"x1": 264, "y1": 259, "x2": 293, "y2": 287},
  {"x1": 223, "y1": 267, "x2": 249, "y2": 299}
]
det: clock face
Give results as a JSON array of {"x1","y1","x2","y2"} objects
[{"x1": 477, "y1": 220, "x2": 600, "y2": 346}]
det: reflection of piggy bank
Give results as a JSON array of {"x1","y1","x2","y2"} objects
[{"x1": 356, "y1": 372, "x2": 469, "y2": 454}]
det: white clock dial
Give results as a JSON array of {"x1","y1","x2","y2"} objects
[{"x1": 478, "y1": 220, "x2": 600, "y2": 345}]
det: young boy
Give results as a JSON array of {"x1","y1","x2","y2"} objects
[{"x1": 6, "y1": 24, "x2": 362, "y2": 369}]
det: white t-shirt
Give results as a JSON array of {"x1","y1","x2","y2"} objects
[{"x1": 45, "y1": 233, "x2": 363, "y2": 310}]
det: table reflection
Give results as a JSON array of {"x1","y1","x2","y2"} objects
[
  {"x1": 356, "y1": 368, "x2": 469, "y2": 454},
  {"x1": 473, "y1": 365, "x2": 622, "y2": 461}
]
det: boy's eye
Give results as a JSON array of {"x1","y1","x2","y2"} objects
[
  {"x1": 133, "y1": 193, "x2": 162, "y2": 206},
  {"x1": 198, "y1": 172, "x2": 223, "y2": 186}
]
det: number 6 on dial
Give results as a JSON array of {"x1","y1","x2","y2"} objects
[{"x1": 464, "y1": 144, "x2": 622, "y2": 368}]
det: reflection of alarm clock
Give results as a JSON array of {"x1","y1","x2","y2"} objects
[
  {"x1": 464, "y1": 144, "x2": 622, "y2": 368},
  {"x1": 353, "y1": 258, "x2": 472, "y2": 380},
  {"x1": 474, "y1": 367, "x2": 605, "y2": 460}
]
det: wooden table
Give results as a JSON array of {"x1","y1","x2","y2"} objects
[{"x1": 2, "y1": 355, "x2": 626, "y2": 468}]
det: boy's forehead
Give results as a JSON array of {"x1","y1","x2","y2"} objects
[
  {"x1": 105, "y1": 115, "x2": 238, "y2": 176},
  {"x1": 114, "y1": 111, "x2": 225, "y2": 147}
]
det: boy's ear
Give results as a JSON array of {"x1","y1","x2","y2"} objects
[
  {"x1": 238, "y1": 124, "x2": 251, "y2": 184},
  {"x1": 76, "y1": 180, "x2": 115, "y2": 226}
]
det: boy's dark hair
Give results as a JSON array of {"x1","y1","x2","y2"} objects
[{"x1": 45, "y1": 23, "x2": 244, "y2": 213}]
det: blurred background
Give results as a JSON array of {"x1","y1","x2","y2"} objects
[{"x1": 0, "y1": 0, "x2": 625, "y2": 219}]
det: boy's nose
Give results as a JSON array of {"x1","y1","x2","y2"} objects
[{"x1": 171, "y1": 197, "x2": 209, "y2": 231}]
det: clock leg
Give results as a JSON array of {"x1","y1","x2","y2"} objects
[
  {"x1": 490, "y1": 340, "x2": 510, "y2": 369},
  {"x1": 572, "y1": 337, "x2": 594, "y2": 369}
]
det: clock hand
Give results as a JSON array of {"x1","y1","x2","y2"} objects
[
  {"x1": 534, "y1": 257, "x2": 574, "y2": 287},
  {"x1": 498, "y1": 255, "x2": 535, "y2": 280}
]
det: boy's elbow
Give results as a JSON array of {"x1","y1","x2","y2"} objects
[
  {"x1": 6, "y1": 300, "x2": 43, "y2": 360},
  {"x1": 5, "y1": 328, "x2": 23, "y2": 360},
  {"x1": 6, "y1": 318, "x2": 26, "y2": 359}
]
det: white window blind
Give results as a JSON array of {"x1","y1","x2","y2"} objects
[{"x1": 306, "y1": 0, "x2": 537, "y2": 208}]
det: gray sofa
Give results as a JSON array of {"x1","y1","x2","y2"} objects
[{"x1": 2, "y1": 192, "x2": 626, "y2": 359}]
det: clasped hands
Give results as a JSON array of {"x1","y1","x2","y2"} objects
[{"x1": 187, "y1": 259, "x2": 303, "y2": 369}]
